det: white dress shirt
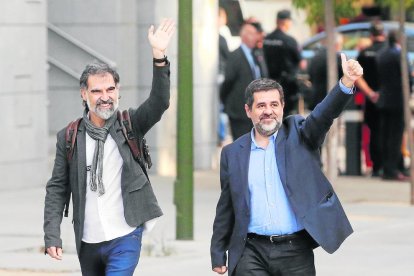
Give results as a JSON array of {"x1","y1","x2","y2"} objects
[{"x1": 82, "y1": 133, "x2": 136, "y2": 243}]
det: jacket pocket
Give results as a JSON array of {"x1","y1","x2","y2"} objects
[{"x1": 127, "y1": 172, "x2": 149, "y2": 192}]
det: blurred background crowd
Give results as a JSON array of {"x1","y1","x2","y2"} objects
[{"x1": 218, "y1": 0, "x2": 414, "y2": 181}]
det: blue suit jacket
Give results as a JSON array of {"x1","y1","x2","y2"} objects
[{"x1": 210, "y1": 84, "x2": 354, "y2": 275}]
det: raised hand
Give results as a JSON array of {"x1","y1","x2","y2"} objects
[
  {"x1": 340, "y1": 53, "x2": 363, "y2": 87},
  {"x1": 148, "y1": 18, "x2": 175, "y2": 58}
]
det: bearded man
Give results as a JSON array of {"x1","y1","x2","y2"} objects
[
  {"x1": 211, "y1": 53, "x2": 363, "y2": 276},
  {"x1": 44, "y1": 19, "x2": 174, "y2": 275}
]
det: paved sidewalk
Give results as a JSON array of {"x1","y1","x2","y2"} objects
[{"x1": 0, "y1": 170, "x2": 413, "y2": 276}]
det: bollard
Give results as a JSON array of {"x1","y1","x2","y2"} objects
[{"x1": 342, "y1": 101, "x2": 363, "y2": 175}]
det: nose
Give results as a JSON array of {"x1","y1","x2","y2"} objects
[
  {"x1": 263, "y1": 106, "x2": 273, "y2": 115},
  {"x1": 100, "y1": 91, "x2": 110, "y2": 101}
]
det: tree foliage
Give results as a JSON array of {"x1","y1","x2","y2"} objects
[
  {"x1": 292, "y1": 0, "x2": 357, "y2": 26},
  {"x1": 293, "y1": 0, "x2": 414, "y2": 27},
  {"x1": 375, "y1": 0, "x2": 414, "y2": 9}
]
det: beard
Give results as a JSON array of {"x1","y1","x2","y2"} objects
[
  {"x1": 254, "y1": 116, "x2": 282, "y2": 137},
  {"x1": 87, "y1": 97, "x2": 119, "y2": 120}
]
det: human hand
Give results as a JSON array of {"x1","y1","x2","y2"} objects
[
  {"x1": 213, "y1": 266, "x2": 228, "y2": 274},
  {"x1": 46, "y1": 246, "x2": 63, "y2": 260},
  {"x1": 148, "y1": 18, "x2": 175, "y2": 59},
  {"x1": 369, "y1": 91, "x2": 380, "y2": 103},
  {"x1": 340, "y1": 53, "x2": 363, "y2": 87}
]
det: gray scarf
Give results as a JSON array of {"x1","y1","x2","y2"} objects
[{"x1": 83, "y1": 110, "x2": 118, "y2": 196}]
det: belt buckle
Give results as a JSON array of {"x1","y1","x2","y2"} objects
[{"x1": 269, "y1": 234, "x2": 280, "y2": 243}]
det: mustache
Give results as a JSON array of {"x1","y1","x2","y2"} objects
[
  {"x1": 259, "y1": 114, "x2": 277, "y2": 120},
  {"x1": 96, "y1": 98, "x2": 115, "y2": 105}
]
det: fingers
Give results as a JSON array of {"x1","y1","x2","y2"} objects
[
  {"x1": 160, "y1": 18, "x2": 169, "y2": 32},
  {"x1": 47, "y1": 246, "x2": 63, "y2": 260},
  {"x1": 340, "y1": 52, "x2": 363, "y2": 78},
  {"x1": 147, "y1": 25, "x2": 154, "y2": 38},
  {"x1": 347, "y1": 60, "x2": 363, "y2": 76},
  {"x1": 159, "y1": 19, "x2": 175, "y2": 36},
  {"x1": 340, "y1": 52, "x2": 347, "y2": 65},
  {"x1": 213, "y1": 266, "x2": 228, "y2": 274},
  {"x1": 164, "y1": 19, "x2": 176, "y2": 36},
  {"x1": 57, "y1": 247, "x2": 63, "y2": 259}
]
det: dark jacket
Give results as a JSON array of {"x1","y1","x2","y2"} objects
[
  {"x1": 263, "y1": 28, "x2": 301, "y2": 82},
  {"x1": 308, "y1": 48, "x2": 343, "y2": 110},
  {"x1": 44, "y1": 64, "x2": 170, "y2": 255},
  {"x1": 376, "y1": 46, "x2": 411, "y2": 111},
  {"x1": 220, "y1": 47, "x2": 256, "y2": 120},
  {"x1": 211, "y1": 84, "x2": 353, "y2": 276}
]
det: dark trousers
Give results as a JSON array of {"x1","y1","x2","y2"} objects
[
  {"x1": 229, "y1": 118, "x2": 252, "y2": 140},
  {"x1": 380, "y1": 109, "x2": 404, "y2": 178},
  {"x1": 365, "y1": 102, "x2": 383, "y2": 172},
  {"x1": 79, "y1": 226, "x2": 143, "y2": 276},
  {"x1": 234, "y1": 234, "x2": 315, "y2": 276}
]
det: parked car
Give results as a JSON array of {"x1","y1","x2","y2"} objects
[{"x1": 301, "y1": 21, "x2": 414, "y2": 64}]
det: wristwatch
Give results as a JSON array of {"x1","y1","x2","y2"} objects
[{"x1": 153, "y1": 56, "x2": 169, "y2": 64}]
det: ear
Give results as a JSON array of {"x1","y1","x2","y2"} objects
[
  {"x1": 80, "y1": 89, "x2": 87, "y2": 101},
  {"x1": 244, "y1": 104, "x2": 251, "y2": 119}
]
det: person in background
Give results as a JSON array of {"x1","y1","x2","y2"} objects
[
  {"x1": 220, "y1": 22, "x2": 267, "y2": 140},
  {"x1": 356, "y1": 21, "x2": 386, "y2": 177},
  {"x1": 218, "y1": 7, "x2": 231, "y2": 145},
  {"x1": 263, "y1": 9, "x2": 301, "y2": 116},
  {"x1": 376, "y1": 30, "x2": 411, "y2": 181}
]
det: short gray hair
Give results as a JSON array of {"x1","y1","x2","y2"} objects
[
  {"x1": 79, "y1": 61, "x2": 120, "y2": 90},
  {"x1": 245, "y1": 78, "x2": 284, "y2": 109}
]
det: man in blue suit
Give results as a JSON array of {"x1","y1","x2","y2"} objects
[{"x1": 211, "y1": 53, "x2": 363, "y2": 276}]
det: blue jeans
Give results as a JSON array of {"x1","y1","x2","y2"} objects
[{"x1": 79, "y1": 226, "x2": 143, "y2": 276}]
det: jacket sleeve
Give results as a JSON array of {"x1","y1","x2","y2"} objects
[
  {"x1": 210, "y1": 148, "x2": 235, "y2": 269},
  {"x1": 130, "y1": 64, "x2": 171, "y2": 137},
  {"x1": 43, "y1": 129, "x2": 69, "y2": 250},
  {"x1": 300, "y1": 84, "x2": 353, "y2": 149}
]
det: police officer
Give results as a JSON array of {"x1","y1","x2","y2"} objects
[
  {"x1": 356, "y1": 21, "x2": 385, "y2": 177},
  {"x1": 263, "y1": 9, "x2": 301, "y2": 116}
]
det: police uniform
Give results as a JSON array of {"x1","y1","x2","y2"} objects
[{"x1": 263, "y1": 10, "x2": 301, "y2": 115}]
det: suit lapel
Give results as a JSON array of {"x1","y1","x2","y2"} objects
[
  {"x1": 237, "y1": 135, "x2": 252, "y2": 209},
  {"x1": 275, "y1": 127, "x2": 289, "y2": 195}
]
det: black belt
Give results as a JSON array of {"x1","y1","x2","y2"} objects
[{"x1": 247, "y1": 230, "x2": 307, "y2": 243}]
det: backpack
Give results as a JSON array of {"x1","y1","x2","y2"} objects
[{"x1": 63, "y1": 109, "x2": 152, "y2": 217}]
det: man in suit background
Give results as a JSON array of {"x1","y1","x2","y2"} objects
[
  {"x1": 43, "y1": 19, "x2": 175, "y2": 275},
  {"x1": 376, "y1": 30, "x2": 411, "y2": 181},
  {"x1": 220, "y1": 22, "x2": 268, "y2": 140},
  {"x1": 211, "y1": 53, "x2": 362, "y2": 276}
]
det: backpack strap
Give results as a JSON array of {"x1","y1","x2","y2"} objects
[
  {"x1": 117, "y1": 110, "x2": 152, "y2": 174},
  {"x1": 117, "y1": 110, "x2": 141, "y2": 159},
  {"x1": 63, "y1": 117, "x2": 81, "y2": 218},
  {"x1": 65, "y1": 118, "x2": 82, "y2": 163}
]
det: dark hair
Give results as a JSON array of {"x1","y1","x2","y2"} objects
[
  {"x1": 388, "y1": 29, "x2": 399, "y2": 46},
  {"x1": 79, "y1": 61, "x2": 119, "y2": 90},
  {"x1": 245, "y1": 78, "x2": 284, "y2": 109},
  {"x1": 370, "y1": 21, "x2": 384, "y2": 37},
  {"x1": 249, "y1": 22, "x2": 263, "y2": 33},
  {"x1": 277, "y1": 9, "x2": 291, "y2": 20}
]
